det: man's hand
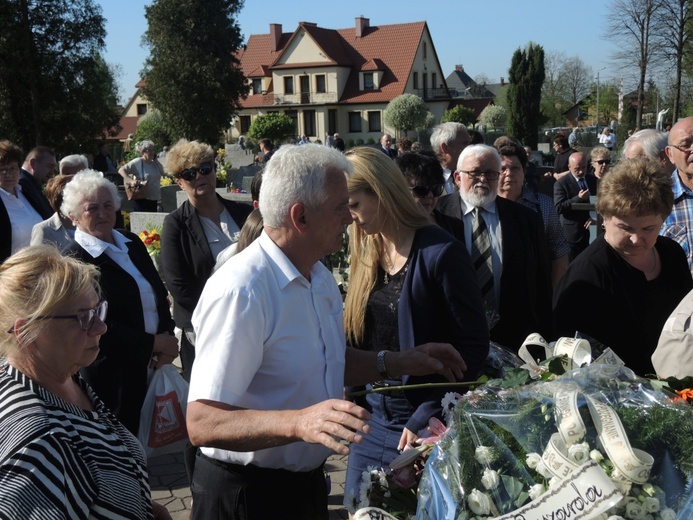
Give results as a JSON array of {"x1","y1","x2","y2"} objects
[
  {"x1": 583, "y1": 218, "x2": 594, "y2": 230},
  {"x1": 388, "y1": 342, "x2": 467, "y2": 382},
  {"x1": 578, "y1": 188, "x2": 590, "y2": 200},
  {"x1": 293, "y1": 399, "x2": 371, "y2": 455},
  {"x1": 151, "y1": 332, "x2": 179, "y2": 368}
]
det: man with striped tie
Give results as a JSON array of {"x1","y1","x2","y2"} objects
[{"x1": 436, "y1": 144, "x2": 553, "y2": 351}]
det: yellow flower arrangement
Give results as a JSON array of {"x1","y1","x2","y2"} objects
[{"x1": 139, "y1": 226, "x2": 161, "y2": 256}]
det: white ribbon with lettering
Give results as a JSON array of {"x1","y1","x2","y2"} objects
[
  {"x1": 493, "y1": 462, "x2": 622, "y2": 520},
  {"x1": 517, "y1": 335, "x2": 592, "y2": 379},
  {"x1": 586, "y1": 396, "x2": 654, "y2": 484},
  {"x1": 542, "y1": 433, "x2": 583, "y2": 480},
  {"x1": 554, "y1": 390, "x2": 587, "y2": 446}
]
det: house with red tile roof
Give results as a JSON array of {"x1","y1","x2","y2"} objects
[{"x1": 231, "y1": 17, "x2": 451, "y2": 143}]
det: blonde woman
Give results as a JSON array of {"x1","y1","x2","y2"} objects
[{"x1": 342, "y1": 147, "x2": 489, "y2": 507}]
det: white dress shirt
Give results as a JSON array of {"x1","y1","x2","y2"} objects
[
  {"x1": 0, "y1": 185, "x2": 43, "y2": 254},
  {"x1": 189, "y1": 231, "x2": 345, "y2": 471}
]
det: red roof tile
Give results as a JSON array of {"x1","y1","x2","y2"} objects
[{"x1": 111, "y1": 116, "x2": 139, "y2": 141}]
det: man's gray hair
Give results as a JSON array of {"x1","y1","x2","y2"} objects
[
  {"x1": 259, "y1": 144, "x2": 353, "y2": 228},
  {"x1": 430, "y1": 122, "x2": 468, "y2": 153},
  {"x1": 59, "y1": 154, "x2": 88, "y2": 174},
  {"x1": 61, "y1": 169, "x2": 121, "y2": 219},
  {"x1": 457, "y1": 144, "x2": 502, "y2": 171},
  {"x1": 623, "y1": 129, "x2": 668, "y2": 160}
]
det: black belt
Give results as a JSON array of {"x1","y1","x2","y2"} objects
[{"x1": 198, "y1": 452, "x2": 324, "y2": 480}]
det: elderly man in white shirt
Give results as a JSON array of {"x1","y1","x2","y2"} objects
[{"x1": 187, "y1": 144, "x2": 468, "y2": 520}]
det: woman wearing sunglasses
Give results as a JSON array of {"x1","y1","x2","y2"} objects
[
  {"x1": 161, "y1": 139, "x2": 251, "y2": 382},
  {"x1": 62, "y1": 170, "x2": 178, "y2": 435},
  {"x1": 0, "y1": 246, "x2": 171, "y2": 519},
  {"x1": 342, "y1": 147, "x2": 489, "y2": 509}
]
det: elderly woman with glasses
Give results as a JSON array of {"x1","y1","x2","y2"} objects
[
  {"x1": 118, "y1": 140, "x2": 164, "y2": 212},
  {"x1": 161, "y1": 139, "x2": 251, "y2": 382},
  {"x1": 62, "y1": 170, "x2": 178, "y2": 435},
  {"x1": 0, "y1": 140, "x2": 46, "y2": 263},
  {"x1": 0, "y1": 246, "x2": 171, "y2": 519},
  {"x1": 342, "y1": 147, "x2": 489, "y2": 510}
]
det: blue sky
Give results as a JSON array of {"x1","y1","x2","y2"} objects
[{"x1": 102, "y1": 0, "x2": 619, "y2": 104}]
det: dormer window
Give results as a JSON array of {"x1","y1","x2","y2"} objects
[
  {"x1": 364, "y1": 73, "x2": 375, "y2": 90},
  {"x1": 252, "y1": 79, "x2": 262, "y2": 94}
]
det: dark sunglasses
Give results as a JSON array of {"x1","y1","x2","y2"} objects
[
  {"x1": 409, "y1": 184, "x2": 444, "y2": 198},
  {"x1": 179, "y1": 162, "x2": 214, "y2": 182},
  {"x1": 7, "y1": 300, "x2": 108, "y2": 333},
  {"x1": 594, "y1": 159, "x2": 611, "y2": 166}
]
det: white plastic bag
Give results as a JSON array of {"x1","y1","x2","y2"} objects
[{"x1": 137, "y1": 364, "x2": 189, "y2": 458}]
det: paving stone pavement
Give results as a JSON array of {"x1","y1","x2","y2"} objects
[{"x1": 148, "y1": 451, "x2": 350, "y2": 519}]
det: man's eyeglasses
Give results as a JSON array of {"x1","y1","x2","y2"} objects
[
  {"x1": 459, "y1": 170, "x2": 500, "y2": 181},
  {"x1": 409, "y1": 184, "x2": 444, "y2": 198},
  {"x1": 179, "y1": 162, "x2": 214, "y2": 182},
  {"x1": 594, "y1": 159, "x2": 611, "y2": 165},
  {"x1": 7, "y1": 300, "x2": 108, "y2": 333},
  {"x1": 669, "y1": 144, "x2": 693, "y2": 155}
]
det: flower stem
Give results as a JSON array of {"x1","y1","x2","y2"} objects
[{"x1": 348, "y1": 380, "x2": 484, "y2": 398}]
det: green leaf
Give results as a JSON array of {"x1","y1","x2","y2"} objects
[{"x1": 501, "y1": 474, "x2": 524, "y2": 500}]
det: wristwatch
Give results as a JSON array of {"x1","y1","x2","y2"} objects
[{"x1": 376, "y1": 350, "x2": 392, "y2": 380}]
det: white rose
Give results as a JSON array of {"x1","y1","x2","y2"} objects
[
  {"x1": 481, "y1": 468, "x2": 500, "y2": 490},
  {"x1": 624, "y1": 502, "x2": 643, "y2": 519},
  {"x1": 590, "y1": 449, "x2": 604, "y2": 463},
  {"x1": 528, "y1": 483, "x2": 545, "y2": 500},
  {"x1": 642, "y1": 497, "x2": 659, "y2": 513},
  {"x1": 535, "y1": 460, "x2": 554, "y2": 479},
  {"x1": 659, "y1": 508, "x2": 676, "y2": 520},
  {"x1": 474, "y1": 446, "x2": 494, "y2": 465},
  {"x1": 567, "y1": 442, "x2": 590, "y2": 463},
  {"x1": 607, "y1": 516, "x2": 626, "y2": 520},
  {"x1": 467, "y1": 488, "x2": 492, "y2": 516},
  {"x1": 526, "y1": 452, "x2": 542, "y2": 469}
]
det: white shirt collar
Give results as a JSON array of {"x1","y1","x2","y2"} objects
[
  {"x1": 75, "y1": 228, "x2": 130, "y2": 257},
  {"x1": 459, "y1": 193, "x2": 498, "y2": 216}
]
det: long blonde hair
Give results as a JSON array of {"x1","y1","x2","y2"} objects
[{"x1": 343, "y1": 147, "x2": 433, "y2": 347}]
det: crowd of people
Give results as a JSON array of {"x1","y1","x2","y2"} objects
[{"x1": 0, "y1": 117, "x2": 692, "y2": 518}]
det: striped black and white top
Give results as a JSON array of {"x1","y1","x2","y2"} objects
[{"x1": 0, "y1": 364, "x2": 153, "y2": 519}]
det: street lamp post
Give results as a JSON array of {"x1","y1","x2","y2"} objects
[{"x1": 595, "y1": 67, "x2": 606, "y2": 138}]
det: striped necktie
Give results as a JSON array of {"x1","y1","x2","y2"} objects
[{"x1": 471, "y1": 208, "x2": 496, "y2": 317}]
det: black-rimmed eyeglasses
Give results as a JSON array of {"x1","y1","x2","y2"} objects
[
  {"x1": 7, "y1": 300, "x2": 108, "y2": 333},
  {"x1": 459, "y1": 170, "x2": 500, "y2": 181},
  {"x1": 179, "y1": 162, "x2": 214, "y2": 182},
  {"x1": 409, "y1": 184, "x2": 444, "y2": 198}
]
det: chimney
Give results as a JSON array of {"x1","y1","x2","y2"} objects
[
  {"x1": 270, "y1": 23, "x2": 282, "y2": 52},
  {"x1": 455, "y1": 65, "x2": 463, "y2": 72},
  {"x1": 355, "y1": 16, "x2": 369, "y2": 38},
  {"x1": 500, "y1": 77, "x2": 505, "y2": 86}
]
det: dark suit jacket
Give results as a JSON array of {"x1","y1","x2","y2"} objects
[
  {"x1": 19, "y1": 170, "x2": 53, "y2": 219},
  {"x1": 436, "y1": 194, "x2": 553, "y2": 350},
  {"x1": 553, "y1": 173, "x2": 598, "y2": 244},
  {"x1": 161, "y1": 196, "x2": 252, "y2": 329},
  {"x1": 399, "y1": 226, "x2": 489, "y2": 432},
  {"x1": 63, "y1": 230, "x2": 175, "y2": 434}
]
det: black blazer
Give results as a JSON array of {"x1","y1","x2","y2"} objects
[
  {"x1": 63, "y1": 230, "x2": 175, "y2": 434},
  {"x1": 553, "y1": 173, "x2": 598, "y2": 244},
  {"x1": 161, "y1": 196, "x2": 251, "y2": 329},
  {"x1": 436, "y1": 194, "x2": 554, "y2": 350},
  {"x1": 19, "y1": 170, "x2": 53, "y2": 219}
]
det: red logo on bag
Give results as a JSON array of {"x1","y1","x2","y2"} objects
[{"x1": 148, "y1": 390, "x2": 188, "y2": 448}]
